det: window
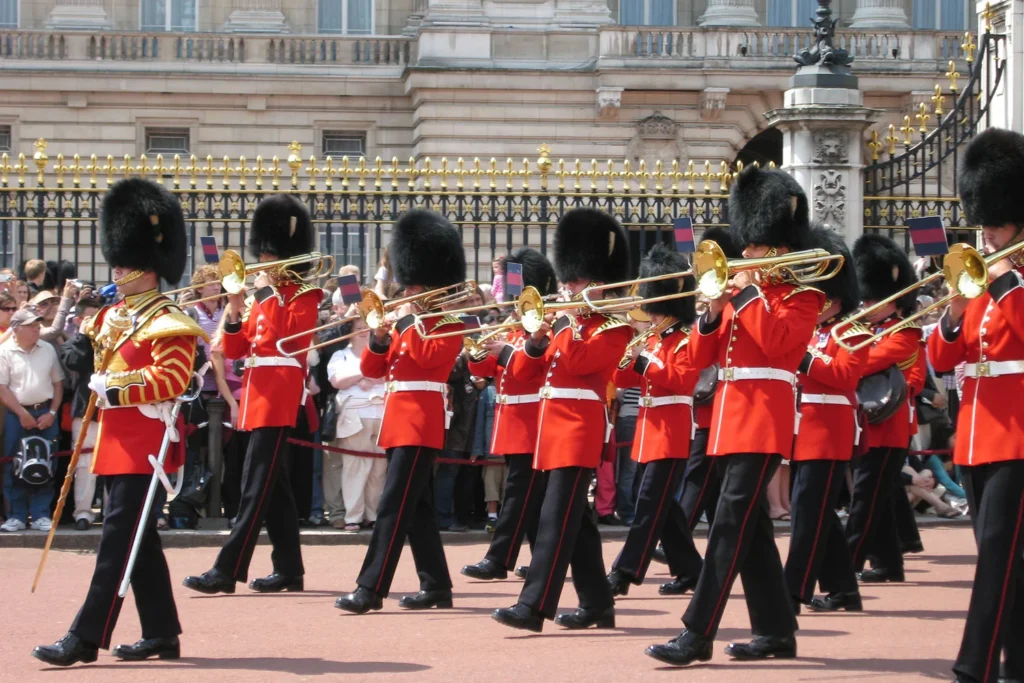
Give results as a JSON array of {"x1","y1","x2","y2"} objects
[
  {"x1": 322, "y1": 131, "x2": 366, "y2": 158},
  {"x1": 0, "y1": 126, "x2": 10, "y2": 152},
  {"x1": 913, "y1": 0, "x2": 967, "y2": 30},
  {"x1": 141, "y1": 0, "x2": 197, "y2": 32},
  {"x1": 0, "y1": 0, "x2": 16, "y2": 28},
  {"x1": 318, "y1": 0, "x2": 374, "y2": 35},
  {"x1": 145, "y1": 127, "x2": 190, "y2": 155},
  {"x1": 766, "y1": 0, "x2": 818, "y2": 27},
  {"x1": 320, "y1": 225, "x2": 372, "y2": 277},
  {"x1": 619, "y1": 0, "x2": 674, "y2": 26}
]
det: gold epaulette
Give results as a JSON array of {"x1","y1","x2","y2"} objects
[
  {"x1": 136, "y1": 307, "x2": 211, "y2": 344},
  {"x1": 240, "y1": 295, "x2": 255, "y2": 324},
  {"x1": 673, "y1": 332, "x2": 691, "y2": 354},
  {"x1": 289, "y1": 283, "x2": 322, "y2": 304},
  {"x1": 83, "y1": 304, "x2": 111, "y2": 341},
  {"x1": 838, "y1": 322, "x2": 872, "y2": 341},
  {"x1": 784, "y1": 285, "x2": 826, "y2": 300},
  {"x1": 593, "y1": 316, "x2": 631, "y2": 336},
  {"x1": 896, "y1": 350, "x2": 919, "y2": 371},
  {"x1": 432, "y1": 314, "x2": 462, "y2": 329}
]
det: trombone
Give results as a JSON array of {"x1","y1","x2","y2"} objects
[
  {"x1": 833, "y1": 240, "x2": 1024, "y2": 352},
  {"x1": 617, "y1": 316, "x2": 674, "y2": 369}
]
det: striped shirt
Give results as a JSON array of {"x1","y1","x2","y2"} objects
[{"x1": 619, "y1": 387, "x2": 641, "y2": 418}]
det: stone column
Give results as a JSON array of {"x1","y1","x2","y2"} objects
[
  {"x1": 979, "y1": 0, "x2": 1024, "y2": 133},
  {"x1": 46, "y1": 0, "x2": 112, "y2": 30},
  {"x1": 698, "y1": 0, "x2": 760, "y2": 27},
  {"x1": 850, "y1": 0, "x2": 910, "y2": 29},
  {"x1": 222, "y1": 0, "x2": 289, "y2": 33}
]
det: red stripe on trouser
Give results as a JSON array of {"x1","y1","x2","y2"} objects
[
  {"x1": 689, "y1": 462, "x2": 714, "y2": 532},
  {"x1": 376, "y1": 447, "x2": 422, "y2": 595},
  {"x1": 640, "y1": 460, "x2": 679, "y2": 570},
  {"x1": 235, "y1": 429, "x2": 286, "y2": 577},
  {"x1": 850, "y1": 448, "x2": 892, "y2": 567},
  {"x1": 706, "y1": 455, "x2": 773, "y2": 637},
  {"x1": 801, "y1": 460, "x2": 838, "y2": 598},
  {"x1": 539, "y1": 469, "x2": 583, "y2": 612},
  {"x1": 102, "y1": 491, "x2": 147, "y2": 648},
  {"x1": 505, "y1": 470, "x2": 538, "y2": 568},
  {"x1": 983, "y1": 494, "x2": 1024, "y2": 683}
]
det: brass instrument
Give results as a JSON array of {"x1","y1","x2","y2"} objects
[
  {"x1": 617, "y1": 316, "x2": 675, "y2": 370},
  {"x1": 464, "y1": 320, "x2": 513, "y2": 361},
  {"x1": 275, "y1": 279, "x2": 478, "y2": 357},
  {"x1": 833, "y1": 240, "x2": 1024, "y2": 352}
]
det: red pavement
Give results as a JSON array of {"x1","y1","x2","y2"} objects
[{"x1": 1, "y1": 525, "x2": 974, "y2": 682}]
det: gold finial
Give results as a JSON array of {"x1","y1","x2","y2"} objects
[
  {"x1": 931, "y1": 85, "x2": 945, "y2": 117},
  {"x1": 947, "y1": 60, "x2": 960, "y2": 92},
  {"x1": 982, "y1": 2, "x2": 994, "y2": 33},
  {"x1": 867, "y1": 130, "x2": 883, "y2": 161},
  {"x1": 962, "y1": 31, "x2": 976, "y2": 63},
  {"x1": 916, "y1": 102, "x2": 931, "y2": 135},
  {"x1": 33, "y1": 138, "x2": 48, "y2": 184},
  {"x1": 537, "y1": 144, "x2": 552, "y2": 175},
  {"x1": 0, "y1": 152, "x2": 11, "y2": 186},
  {"x1": 286, "y1": 141, "x2": 302, "y2": 186},
  {"x1": 885, "y1": 124, "x2": 898, "y2": 155},
  {"x1": 900, "y1": 115, "x2": 914, "y2": 145}
]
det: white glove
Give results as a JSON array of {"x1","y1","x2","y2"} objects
[{"x1": 88, "y1": 373, "x2": 111, "y2": 409}]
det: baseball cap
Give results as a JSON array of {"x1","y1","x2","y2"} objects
[
  {"x1": 10, "y1": 306, "x2": 43, "y2": 327},
  {"x1": 30, "y1": 290, "x2": 60, "y2": 306}
]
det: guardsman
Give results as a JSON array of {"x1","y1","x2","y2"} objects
[
  {"x1": 32, "y1": 179, "x2": 207, "y2": 666},
  {"x1": 647, "y1": 165, "x2": 821, "y2": 665},
  {"x1": 461, "y1": 247, "x2": 557, "y2": 581},
  {"x1": 334, "y1": 209, "x2": 466, "y2": 614},
  {"x1": 929, "y1": 128, "x2": 1024, "y2": 683},
  {"x1": 492, "y1": 208, "x2": 632, "y2": 633},
  {"x1": 785, "y1": 225, "x2": 868, "y2": 614},
  {"x1": 607, "y1": 244, "x2": 704, "y2": 597},
  {"x1": 842, "y1": 234, "x2": 920, "y2": 585},
  {"x1": 183, "y1": 195, "x2": 321, "y2": 595}
]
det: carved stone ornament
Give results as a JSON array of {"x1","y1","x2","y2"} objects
[
  {"x1": 812, "y1": 129, "x2": 849, "y2": 164},
  {"x1": 637, "y1": 112, "x2": 678, "y2": 140},
  {"x1": 793, "y1": 0, "x2": 853, "y2": 68},
  {"x1": 813, "y1": 169, "x2": 846, "y2": 227},
  {"x1": 626, "y1": 112, "x2": 683, "y2": 168},
  {"x1": 596, "y1": 87, "x2": 625, "y2": 121},
  {"x1": 700, "y1": 88, "x2": 730, "y2": 121}
]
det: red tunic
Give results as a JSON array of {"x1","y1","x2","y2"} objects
[
  {"x1": 792, "y1": 321, "x2": 871, "y2": 462},
  {"x1": 858, "y1": 317, "x2": 922, "y2": 449},
  {"x1": 612, "y1": 326, "x2": 698, "y2": 463},
  {"x1": 222, "y1": 282, "x2": 321, "y2": 431},
  {"x1": 928, "y1": 267, "x2": 1024, "y2": 466},
  {"x1": 90, "y1": 290, "x2": 206, "y2": 476},
  {"x1": 689, "y1": 283, "x2": 824, "y2": 458},
  {"x1": 504, "y1": 312, "x2": 631, "y2": 470},
  {"x1": 468, "y1": 328, "x2": 542, "y2": 455},
  {"x1": 361, "y1": 313, "x2": 464, "y2": 450}
]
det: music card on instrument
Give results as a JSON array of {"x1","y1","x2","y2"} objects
[
  {"x1": 673, "y1": 217, "x2": 695, "y2": 253},
  {"x1": 505, "y1": 262, "x2": 524, "y2": 298},
  {"x1": 459, "y1": 315, "x2": 482, "y2": 331},
  {"x1": 337, "y1": 274, "x2": 363, "y2": 305},
  {"x1": 200, "y1": 236, "x2": 220, "y2": 264},
  {"x1": 907, "y1": 216, "x2": 949, "y2": 257}
]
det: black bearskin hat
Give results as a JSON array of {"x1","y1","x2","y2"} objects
[
  {"x1": 390, "y1": 209, "x2": 466, "y2": 288},
  {"x1": 553, "y1": 208, "x2": 630, "y2": 285},
  {"x1": 100, "y1": 178, "x2": 188, "y2": 284},
  {"x1": 503, "y1": 247, "x2": 557, "y2": 297},
  {"x1": 853, "y1": 233, "x2": 917, "y2": 314},
  {"x1": 728, "y1": 165, "x2": 810, "y2": 250},
  {"x1": 248, "y1": 194, "x2": 314, "y2": 261},
  {"x1": 959, "y1": 128, "x2": 1024, "y2": 228},
  {"x1": 809, "y1": 225, "x2": 859, "y2": 317},
  {"x1": 638, "y1": 244, "x2": 696, "y2": 324},
  {"x1": 698, "y1": 227, "x2": 744, "y2": 260}
]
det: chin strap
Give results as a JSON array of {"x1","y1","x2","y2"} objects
[{"x1": 113, "y1": 269, "x2": 146, "y2": 287}]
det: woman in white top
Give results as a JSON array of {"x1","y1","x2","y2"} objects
[{"x1": 325, "y1": 310, "x2": 388, "y2": 530}]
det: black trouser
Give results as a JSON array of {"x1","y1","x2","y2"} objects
[
  {"x1": 683, "y1": 453, "x2": 796, "y2": 640},
  {"x1": 356, "y1": 445, "x2": 451, "y2": 597},
  {"x1": 679, "y1": 429, "x2": 719, "y2": 530},
  {"x1": 484, "y1": 454, "x2": 546, "y2": 570},
  {"x1": 71, "y1": 475, "x2": 180, "y2": 649},
  {"x1": 786, "y1": 460, "x2": 858, "y2": 603},
  {"x1": 614, "y1": 458, "x2": 702, "y2": 583},
  {"x1": 954, "y1": 461, "x2": 1024, "y2": 683},
  {"x1": 221, "y1": 430, "x2": 250, "y2": 520},
  {"x1": 214, "y1": 426, "x2": 303, "y2": 582},
  {"x1": 891, "y1": 466, "x2": 922, "y2": 548},
  {"x1": 519, "y1": 467, "x2": 613, "y2": 620},
  {"x1": 845, "y1": 447, "x2": 905, "y2": 573}
]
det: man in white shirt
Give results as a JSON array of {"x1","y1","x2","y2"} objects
[{"x1": 0, "y1": 307, "x2": 65, "y2": 531}]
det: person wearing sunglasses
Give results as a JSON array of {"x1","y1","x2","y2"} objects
[{"x1": 0, "y1": 292, "x2": 17, "y2": 334}]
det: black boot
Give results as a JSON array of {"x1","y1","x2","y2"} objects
[
  {"x1": 645, "y1": 629, "x2": 713, "y2": 666},
  {"x1": 335, "y1": 586, "x2": 384, "y2": 614},
  {"x1": 901, "y1": 539, "x2": 925, "y2": 554},
  {"x1": 858, "y1": 567, "x2": 905, "y2": 583},
  {"x1": 808, "y1": 591, "x2": 863, "y2": 612},
  {"x1": 514, "y1": 565, "x2": 528, "y2": 579},
  {"x1": 112, "y1": 637, "x2": 180, "y2": 661},
  {"x1": 32, "y1": 633, "x2": 99, "y2": 667},
  {"x1": 182, "y1": 568, "x2": 236, "y2": 595},
  {"x1": 607, "y1": 570, "x2": 632, "y2": 597},
  {"x1": 461, "y1": 558, "x2": 508, "y2": 581},
  {"x1": 492, "y1": 603, "x2": 544, "y2": 633},
  {"x1": 398, "y1": 590, "x2": 453, "y2": 610},
  {"x1": 659, "y1": 576, "x2": 698, "y2": 596},
  {"x1": 652, "y1": 545, "x2": 668, "y2": 565},
  {"x1": 724, "y1": 635, "x2": 797, "y2": 660},
  {"x1": 249, "y1": 573, "x2": 304, "y2": 593},
  {"x1": 555, "y1": 606, "x2": 615, "y2": 630}
]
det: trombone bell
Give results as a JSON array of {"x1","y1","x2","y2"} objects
[{"x1": 219, "y1": 250, "x2": 247, "y2": 295}]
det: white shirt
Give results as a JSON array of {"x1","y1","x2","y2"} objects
[
  {"x1": 327, "y1": 347, "x2": 385, "y2": 421},
  {"x1": 0, "y1": 338, "x2": 65, "y2": 405}
]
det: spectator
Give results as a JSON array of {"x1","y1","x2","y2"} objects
[
  {"x1": 325, "y1": 309, "x2": 386, "y2": 530},
  {"x1": 491, "y1": 256, "x2": 506, "y2": 303},
  {"x1": 0, "y1": 307, "x2": 64, "y2": 532},
  {"x1": 13, "y1": 280, "x2": 30, "y2": 308},
  {"x1": 437, "y1": 352, "x2": 483, "y2": 531},
  {"x1": 0, "y1": 292, "x2": 16, "y2": 333},
  {"x1": 40, "y1": 279, "x2": 82, "y2": 344},
  {"x1": 23, "y1": 259, "x2": 47, "y2": 293},
  {"x1": 373, "y1": 249, "x2": 399, "y2": 300},
  {"x1": 470, "y1": 377, "x2": 500, "y2": 531},
  {"x1": 184, "y1": 265, "x2": 225, "y2": 392},
  {"x1": 210, "y1": 339, "x2": 247, "y2": 522},
  {"x1": 611, "y1": 386, "x2": 640, "y2": 525},
  {"x1": 58, "y1": 297, "x2": 104, "y2": 530},
  {"x1": 0, "y1": 269, "x2": 15, "y2": 297},
  {"x1": 29, "y1": 290, "x2": 65, "y2": 340},
  {"x1": 338, "y1": 264, "x2": 361, "y2": 286}
]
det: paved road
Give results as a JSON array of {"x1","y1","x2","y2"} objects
[{"x1": 2, "y1": 525, "x2": 973, "y2": 682}]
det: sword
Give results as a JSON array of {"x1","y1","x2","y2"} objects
[{"x1": 117, "y1": 373, "x2": 203, "y2": 599}]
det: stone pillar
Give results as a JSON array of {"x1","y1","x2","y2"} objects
[
  {"x1": 553, "y1": 0, "x2": 612, "y2": 27},
  {"x1": 849, "y1": 0, "x2": 910, "y2": 29},
  {"x1": 222, "y1": 0, "x2": 289, "y2": 33},
  {"x1": 420, "y1": 0, "x2": 487, "y2": 26},
  {"x1": 979, "y1": 0, "x2": 1024, "y2": 134},
  {"x1": 698, "y1": 0, "x2": 760, "y2": 27},
  {"x1": 46, "y1": 0, "x2": 112, "y2": 30}
]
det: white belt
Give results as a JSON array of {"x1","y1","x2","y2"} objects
[
  {"x1": 963, "y1": 360, "x2": 1024, "y2": 378},
  {"x1": 246, "y1": 356, "x2": 302, "y2": 369},
  {"x1": 385, "y1": 381, "x2": 448, "y2": 394},
  {"x1": 718, "y1": 367, "x2": 797, "y2": 385},
  {"x1": 496, "y1": 393, "x2": 541, "y2": 406},
  {"x1": 640, "y1": 395, "x2": 693, "y2": 408},
  {"x1": 800, "y1": 393, "x2": 852, "y2": 407},
  {"x1": 539, "y1": 387, "x2": 602, "y2": 401}
]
